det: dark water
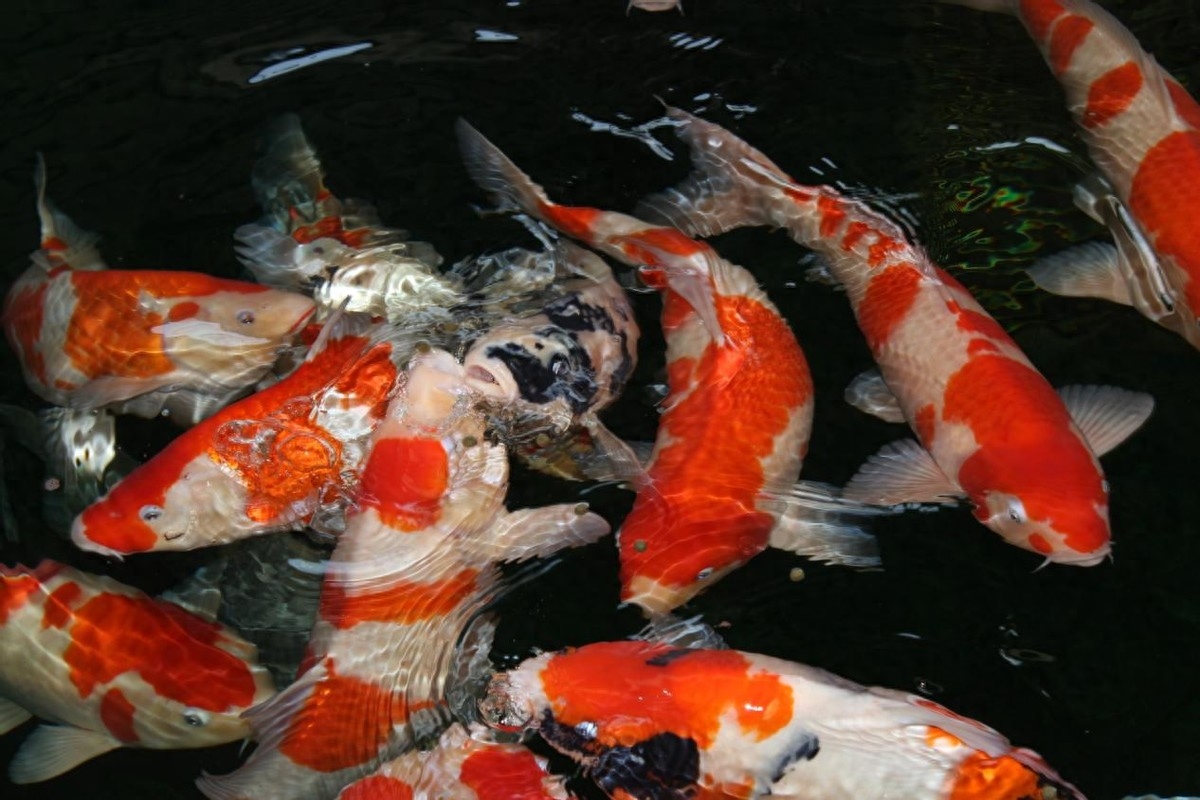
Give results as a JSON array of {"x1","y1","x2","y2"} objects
[{"x1": 2, "y1": 0, "x2": 1199, "y2": 797}]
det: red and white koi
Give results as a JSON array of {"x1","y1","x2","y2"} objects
[
  {"x1": 195, "y1": 346, "x2": 609, "y2": 800},
  {"x1": 478, "y1": 638, "x2": 1084, "y2": 800},
  {"x1": 70, "y1": 323, "x2": 406, "y2": 556},
  {"x1": 1, "y1": 161, "x2": 317, "y2": 425},
  {"x1": 942, "y1": 0, "x2": 1200, "y2": 350},
  {"x1": 0, "y1": 561, "x2": 274, "y2": 784},
  {"x1": 637, "y1": 108, "x2": 1154, "y2": 566},
  {"x1": 235, "y1": 114, "x2": 459, "y2": 323},
  {"x1": 335, "y1": 723, "x2": 573, "y2": 800},
  {"x1": 456, "y1": 120, "x2": 881, "y2": 616}
]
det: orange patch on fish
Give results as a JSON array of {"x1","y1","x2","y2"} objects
[
  {"x1": 1166, "y1": 79, "x2": 1200, "y2": 130},
  {"x1": 1047, "y1": 14, "x2": 1094, "y2": 76},
  {"x1": 915, "y1": 403, "x2": 938, "y2": 447},
  {"x1": 1083, "y1": 61, "x2": 1143, "y2": 129},
  {"x1": 41, "y1": 581, "x2": 82, "y2": 629},
  {"x1": 540, "y1": 643, "x2": 793, "y2": 750},
  {"x1": 338, "y1": 775, "x2": 415, "y2": 800},
  {"x1": 320, "y1": 569, "x2": 480, "y2": 629},
  {"x1": 460, "y1": 746, "x2": 553, "y2": 800},
  {"x1": 1, "y1": 281, "x2": 50, "y2": 383},
  {"x1": 278, "y1": 671, "x2": 411, "y2": 772},
  {"x1": 0, "y1": 572, "x2": 41, "y2": 625},
  {"x1": 947, "y1": 749, "x2": 1041, "y2": 799},
  {"x1": 855, "y1": 266, "x2": 921, "y2": 352},
  {"x1": 817, "y1": 195, "x2": 845, "y2": 238},
  {"x1": 64, "y1": 593, "x2": 259, "y2": 711},
  {"x1": 1028, "y1": 533, "x2": 1053, "y2": 554},
  {"x1": 540, "y1": 204, "x2": 603, "y2": 243},
  {"x1": 100, "y1": 688, "x2": 139, "y2": 742},
  {"x1": 167, "y1": 301, "x2": 201, "y2": 322},
  {"x1": 840, "y1": 221, "x2": 871, "y2": 252},
  {"x1": 1129, "y1": 131, "x2": 1200, "y2": 313},
  {"x1": 358, "y1": 437, "x2": 450, "y2": 531},
  {"x1": 1019, "y1": 0, "x2": 1068, "y2": 45}
]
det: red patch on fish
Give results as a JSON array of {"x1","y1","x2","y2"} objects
[
  {"x1": 100, "y1": 688, "x2": 139, "y2": 742},
  {"x1": 358, "y1": 437, "x2": 450, "y2": 531},
  {"x1": 1047, "y1": 14, "x2": 1093, "y2": 76},
  {"x1": 914, "y1": 403, "x2": 937, "y2": 448},
  {"x1": 840, "y1": 221, "x2": 870, "y2": 252},
  {"x1": 320, "y1": 569, "x2": 480, "y2": 629},
  {"x1": 540, "y1": 643, "x2": 793, "y2": 749},
  {"x1": 856, "y1": 266, "x2": 921, "y2": 352},
  {"x1": 0, "y1": 572, "x2": 41, "y2": 625},
  {"x1": 540, "y1": 204, "x2": 602, "y2": 242},
  {"x1": 339, "y1": 775, "x2": 415, "y2": 800},
  {"x1": 1166, "y1": 79, "x2": 1200, "y2": 130},
  {"x1": 1083, "y1": 62, "x2": 1143, "y2": 129},
  {"x1": 817, "y1": 195, "x2": 845, "y2": 238},
  {"x1": 63, "y1": 593, "x2": 259, "y2": 711},
  {"x1": 460, "y1": 747, "x2": 555, "y2": 800},
  {"x1": 41, "y1": 581, "x2": 82, "y2": 629},
  {"x1": 1019, "y1": 0, "x2": 1068, "y2": 45},
  {"x1": 1128, "y1": 131, "x2": 1200, "y2": 314},
  {"x1": 1, "y1": 281, "x2": 50, "y2": 384},
  {"x1": 167, "y1": 301, "x2": 201, "y2": 322}
]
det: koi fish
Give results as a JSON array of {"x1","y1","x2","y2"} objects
[
  {"x1": 477, "y1": 638, "x2": 1084, "y2": 800},
  {"x1": 335, "y1": 723, "x2": 573, "y2": 800},
  {"x1": 940, "y1": 0, "x2": 1200, "y2": 350},
  {"x1": 196, "y1": 346, "x2": 609, "y2": 800},
  {"x1": 457, "y1": 119, "x2": 882, "y2": 616},
  {"x1": 235, "y1": 114, "x2": 460, "y2": 323},
  {"x1": 70, "y1": 322, "x2": 407, "y2": 556},
  {"x1": 1, "y1": 160, "x2": 317, "y2": 425},
  {"x1": 0, "y1": 561, "x2": 275, "y2": 783},
  {"x1": 636, "y1": 108, "x2": 1155, "y2": 566}
]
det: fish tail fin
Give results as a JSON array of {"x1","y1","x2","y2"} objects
[
  {"x1": 456, "y1": 118, "x2": 555, "y2": 220},
  {"x1": 31, "y1": 155, "x2": 104, "y2": 271},
  {"x1": 635, "y1": 107, "x2": 791, "y2": 236},
  {"x1": 935, "y1": 0, "x2": 1016, "y2": 12},
  {"x1": 763, "y1": 480, "x2": 893, "y2": 568},
  {"x1": 250, "y1": 113, "x2": 342, "y2": 233}
]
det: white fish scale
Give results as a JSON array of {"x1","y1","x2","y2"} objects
[
  {"x1": 32, "y1": 274, "x2": 86, "y2": 399},
  {"x1": 756, "y1": 399, "x2": 813, "y2": 500}
]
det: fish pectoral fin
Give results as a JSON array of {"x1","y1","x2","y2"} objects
[
  {"x1": 634, "y1": 613, "x2": 728, "y2": 650},
  {"x1": 842, "y1": 439, "x2": 963, "y2": 507},
  {"x1": 0, "y1": 697, "x2": 32, "y2": 735},
  {"x1": 8, "y1": 725, "x2": 123, "y2": 784},
  {"x1": 468, "y1": 504, "x2": 611, "y2": 564},
  {"x1": 67, "y1": 375, "x2": 179, "y2": 410},
  {"x1": 576, "y1": 417, "x2": 654, "y2": 486},
  {"x1": 762, "y1": 480, "x2": 888, "y2": 568},
  {"x1": 1058, "y1": 385, "x2": 1155, "y2": 458},
  {"x1": 1026, "y1": 242, "x2": 1133, "y2": 306},
  {"x1": 844, "y1": 368, "x2": 906, "y2": 423}
]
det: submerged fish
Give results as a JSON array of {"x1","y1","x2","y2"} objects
[
  {"x1": 636, "y1": 108, "x2": 1154, "y2": 566},
  {"x1": 1, "y1": 160, "x2": 317, "y2": 425},
  {"x1": 196, "y1": 346, "x2": 609, "y2": 800},
  {"x1": 235, "y1": 113, "x2": 459, "y2": 323},
  {"x1": 0, "y1": 561, "x2": 275, "y2": 784},
  {"x1": 941, "y1": 0, "x2": 1200, "y2": 350},
  {"x1": 71, "y1": 323, "x2": 407, "y2": 556},
  {"x1": 478, "y1": 638, "x2": 1084, "y2": 800},
  {"x1": 457, "y1": 119, "x2": 881, "y2": 616},
  {"x1": 335, "y1": 723, "x2": 573, "y2": 800}
]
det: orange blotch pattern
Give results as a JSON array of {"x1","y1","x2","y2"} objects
[
  {"x1": 338, "y1": 775, "x2": 415, "y2": 800},
  {"x1": 1018, "y1": 0, "x2": 1068, "y2": 46},
  {"x1": 63, "y1": 593, "x2": 259, "y2": 711},
  {"x1": 1, "y1": 280, "x2": 50, "y2": 384},
  {"x1": 0, "y1": 573, "x2": 40, "y2": 625},
  {"x1": 541, "y1": 643, "x2": 794, "y2": 750},
  {"x1": 460, "y1": 746, "x2": 557, "y2": 800},
  {"x1": 840, "y1": 221, "x2": 870, "y2": 251},
  {"x1": 319, "y1": 569, "x2": 480, "y2": 630},
  {"x1": 1083, "y1": 62, "x2": 1143, "y2": 129},
  {"x1": 41, "y1": 581, "x2": 82, "y2": 629},
  {"x1": 855, "y1": 266, "x2": 921, "y2": 353},
  {"x1": 1166, "y1": 79, "x2": 1200, "y2": 130},
  {"x1": 948, "y1": 749, "x2": 1041, "y2": 800},
  {"x1": 541, "y1": 204, "x2": 602, "y2": 243},
  {"x1": 914, "y1": 403, "x2": 938, "y2": 448},
  {"x1": 100, "y1": 688, "x2": 139, "y2": 742},
  {"x1": 167, "y1": 301, "x2": 201, "y2": 322},
  {"x1": 357, "y1": 437, "x2": 449, "y2": 532},
  {"x1": 1046, "y1": 14, "x2": 1093, "y2": 76},
  {"x1": 1129, "y1": 131, "x2": 1200, "y2": 313},
  {"x1": 817, "y1": 195, "x2": 845, "y2": 238}
]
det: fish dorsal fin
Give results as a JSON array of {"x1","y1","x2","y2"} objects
[
  {"x1": 461, "y1": 503, "x2": 610, "y2": 565},
  {"x1": 578, "y1": 417, "x2": 653, "y2": 486},
  {"x1": 842, "y1": 439, "x2": 963, "y2": 506},
  {"x1": 1058, "y1": 385, "x2": 1154, "y2": 458},
  {"x1": 844, "y1": 369, "x2": 906, "y2": 423},
  {"x1": 1026, "y1": 241, "x2": 1133, "y2": 307},
  {"x1": 8, "y1": 725, "x2": 123, "y2": 784},
  {"x1": 634, "y1": 613, "x2": 728, "y2": 650},
  {"x1": 0, "y1": 698, "x2": 32, "y2": 735},
  {"x1": 633, "y1": 241, "x2": 726, "y2": 346}
]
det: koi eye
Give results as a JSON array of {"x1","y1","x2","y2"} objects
[
  {"x1": 139, "y1": 505, "x2": 164, "y2": 523},
  {"x1": 574, "y1": 721, "x2": 598, "y2": 740},
  {"x1": 1006, "y1": 498, "x2": 1027, "y2": 523},
  {"x1": 696, "y1": 567, "x2": 714, "y2": 581},
  {"x1": 236, "y1": 310, "x2": 256, "y2": 325},
  {"x1": 182, "y1": 709, "x2": 210, "y2": 727}
]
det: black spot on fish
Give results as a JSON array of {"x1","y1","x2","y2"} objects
[
  {"x1": 484, "y1": 327, "x2": 598, "y2": 414},
  {"x1": 544, "y1": 293, "x2": 617, "y2": 335},
  {"x1": 644, "y1": 648, "x2": 695, "y2": 668},
  {"x1": 592, "y1": 732, "x2": 701, "y2": 800},
  {"x1": 540, "y1": 711, "x2": 606, "y2": 758},
  {"x1": 769, "y1": 733, "x2": 820, "y2": 783}
]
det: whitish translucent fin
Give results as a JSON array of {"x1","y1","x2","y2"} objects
[
  {"x1": 250, "y1": 113, "x2": 331, "y2": 231},
  {"x1": 32, "y1": 154, "x2": 105, "y2": 272},
  {"x1": 844, "y1": 369, "x2": 906, "y2": 423},
  {"x1": 234, "y1": 223, "x2": 339, "y2": 290},
  {"x1": 578, "y1": 417, "x2": 654, "y2": 485},
  {"x1": 1027, "y1": 242, "x2": 1132, "y2": 306},
  {"x1": 461, "y1": 503, "x2": 610, "y2": 564},
  {"x1": 66, "y1": 374, "x2": 179, "y2": 410},
  {"x1": 635, "y1": 106, "x2": 787, "y2": 237},
  {"x1": 0, "y1": 698, "x2": 31, "y2": 735},
  {"x1": 635, "y1": 246, "x2": 725, "y2": 345},
  {"x1": 762, "y1": 480, "x2": 888, "y2": 568},
  {"x1": 1059, "y1": 385, "x2": 1154, "y2": 458},
  {"x1": 634, "y1": 614, "x2": 728, "y2": 650},
  {"x1": 8, "y1": 725, "x2": 122, "y2": 784},
  {"x1": 456, "y1": 119, "x2": 554, "y2": 219},
  {"x1": 843, "y1": 439, "x2": 963, "y2": 506}
]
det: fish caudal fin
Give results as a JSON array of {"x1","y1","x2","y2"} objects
[
  {"x1": 456, "y1": 118, "x2": 554, "y2": 221},
  {"x1": 463, "y1": 503, "x2": 611, "y2": 564},
  {"x1": 251, "y1": 113, "x2": 334, "y2": 232},
  {"x1": 635, "y1": 106, "x2": 788, "y2": 236},
  {"x1": 8, "y1": 725, "x2": 122, "y2": 784},
  {"x1": 1058, "y1": 385, "x2": 1154, "y2": 457}
]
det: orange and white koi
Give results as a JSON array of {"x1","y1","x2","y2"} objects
[
  {"x1": 1, "y1": 161, "x2": 316, "y2": 425},
  {"x1": 335, "y1": 723, "x2": 573, "y2": 800},
  {"x1": 479, "y1": 638, "x2": 1084, "y2": 800},
  {"x1": 70, "y1": 324, "x2": 406, "y2": 556},
  {"x1": 195, "y1": 346, "x2": 609, "y2": 800},
  {"x1": 942, "y1": 0, "x2": 1200, "y2": 350},
  {"x1": 0, "y1": 561, "x2": 274, "y2": 784},
  {"x1": 235, "y1": 114, "x2": 459, "y2": 323},
  {"x1": 457, "y1": 120, "x2": 882, "y2": 616},
  {"x1": 637, "y1": 108, "x2": 1155, "y2": 566}
]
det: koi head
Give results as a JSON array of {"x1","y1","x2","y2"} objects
[{"x1": 974, "y1": 489, "x2": 1111, "y2": 567}]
